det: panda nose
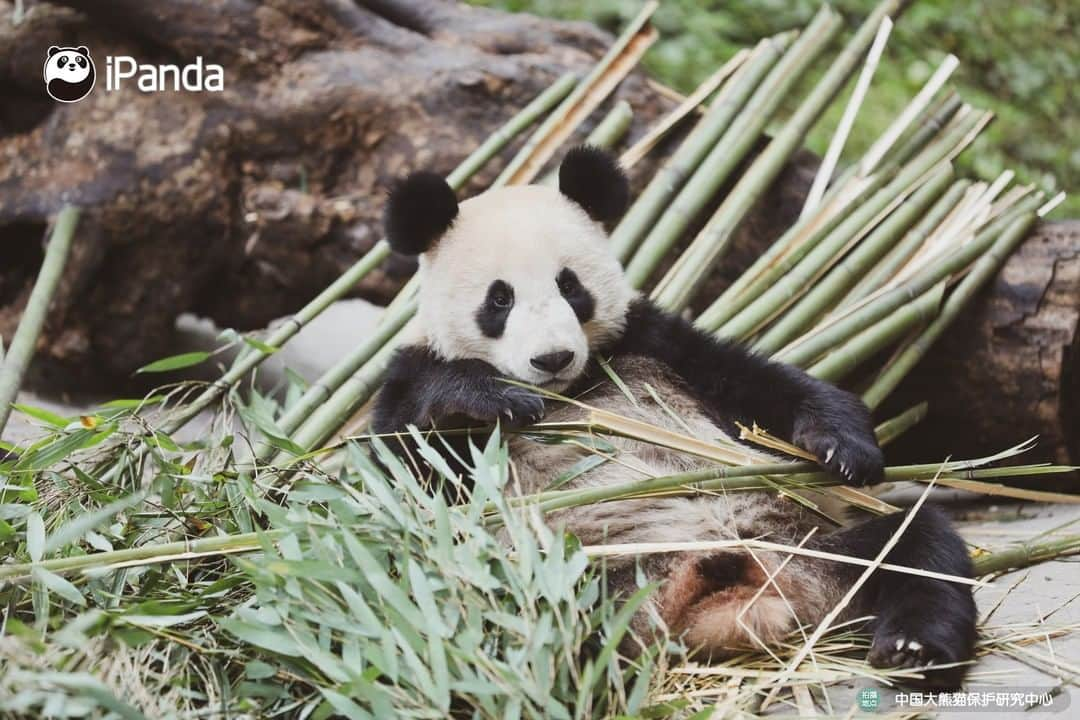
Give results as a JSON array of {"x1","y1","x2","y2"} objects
[{"x1": 530, "y1": 350, "x2": 574, "y2": 374}]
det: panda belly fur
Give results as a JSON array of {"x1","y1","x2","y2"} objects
[{"x1": 506, "y1": 355, "x2": 845, "y2": 654}]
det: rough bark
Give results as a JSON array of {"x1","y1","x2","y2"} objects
[
  {"x1": 882, "y1": 220, "x2": 1080, "y2": 476},
  {"x1": 0, "y1": 0, "x2": 670, "y2": 389}
]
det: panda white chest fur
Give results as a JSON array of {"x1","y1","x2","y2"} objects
[{"x1": 372, "y1": 146, "x2": 977, "y2": 687}]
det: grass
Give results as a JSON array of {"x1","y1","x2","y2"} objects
[{"x1": 1, "y1": 2, "x2": 1077, "y2": 717}]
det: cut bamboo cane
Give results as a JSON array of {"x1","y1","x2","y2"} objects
[
  {"x1": 862, "y1": 210, "x2": 1043, "y2": 408},
  {"x1": 827, "y1": 185, "x2": 1041, "y2": 340},
  {"x1": 619, "y1": 49, "x2": 749, "y2": 170},
  {"x1": 444, "y1": 72, "x2": 577, "y2": 189},
  {"x1": 840, "y1": 177, "x2": 971, "y2": 307},
  {"x1": 540, "y1": 101, "x2": 633, "y2": 185},
  {"x1": 270, "y1": 325, "x2": 409, "y2": 462},
  {"x1": 883, "y1": 89, "x2": 962, "y2": 169},
  {"x1": 874, "y1": 402, "x2": 927, "y2": 446},
  {"x1": 806, "y1": 282, "x2": 944, "y2": 380},
  {"x1": 717, "y1": 107, "x2": 985, "y2": 341},
  {"x1": 859, "y1": 54, "x2": 959, "y2": 175},
  {"x1": 754, "y1": 165, "x2": 953, "y2": 354},
  {"x1": 801, "y1": 16, "x2": 893, "y2": 217},
  {"x1": 775, "y1": 208, "x2": 1038, "y2": 368},
  {"x1": 695, "y1": 102, "x2": 979, "y2": 334},
  {"x1": 494, "y1": 1, "x2": 659, "y2": 186},
  {"x1": 651, "y1": 0, "x2": 906, "y2": 312},
  {"x1": 275, "y1": 297, "x2": 417, "y2": 438},
  {"x1": 694, "y1": 167, "x2": 890, "y2": 331},
  {"x1": 611, "y1": 37, "x2": 793, "y2": 264},
  {"x1": 972, "y1": 535, "x2": 1080, "y2": 576},
  {"x1": 0, "y1": 207, "x2": 79, "y2": 437},
  {"x1": 622, "y1": 6, "x2": 842, "y2": 286}
]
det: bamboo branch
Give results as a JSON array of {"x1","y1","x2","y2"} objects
[
  {"x1": 862, "y1": 209, "x2": 1045, "y2": 408},
  {"x1": 494, "y1": 2, "x2": 658, "y2": 186},
  {"x1": 615, "y1": 31, "x2": 799, "y2": 270},
  {"x1": 611, "y1": 41, "x2": 780, "y2": 263},
  {"x1": 807, "y1": 282, "x2": 944, "y2": 381},
  {"x1": 0, "y1": 207, "x2": 79, "y2": 437},
  {"x1": 801, "y1": 16, "x2": 893, "y2": 217},
  {"x1": 651, "y1": 0, "x2": 906, "y2": 312},
  {"x1": 619, "y1": 49, "x2": 749, "y2": 170},
  {"x1": 753, "y1": 165, "x2": 953, "y2": 353}
]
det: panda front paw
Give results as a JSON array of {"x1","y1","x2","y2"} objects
[
  {"x1": 795, "y1": 426, "x2": 884, "y2": 487},
  {"x1": 468, "y1": 384, "x2": 545, "y2": 429}
]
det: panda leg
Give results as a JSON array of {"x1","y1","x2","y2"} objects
[
  {"x1": 820, "y1": 505, "x2": 977, "y2": 688},
  {"x1": 656, "y1": 551, "x2": 831, "y2": 656}
]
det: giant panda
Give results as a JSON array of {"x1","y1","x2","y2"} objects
[{"x1": 373, "y1": 146, "x2": 976, "y2": 688}]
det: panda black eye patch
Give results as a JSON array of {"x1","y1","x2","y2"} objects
[
  {"x1": 476, "y1": 279, "x2": 514, "y2": 338},
  {"x1": 557, "y1": 267, "x2": 595, "y2": 323}
]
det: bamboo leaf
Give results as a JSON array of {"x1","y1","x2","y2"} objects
[{"x1": 135, "y1": 351, "x2": 211, "y2": 374}]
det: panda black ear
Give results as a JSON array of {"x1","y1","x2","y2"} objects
[
  {"x1": 558, "y1": 145, "x2": 629, "y2": 224},
  {"x1": 384, "y1": 172, "x2": 458, "y2": 255},
  {"x1": 75, "y1": 46, "x2": 90, "y2": 56},
  {"x1": 48, "y1": 46, "x2": 61, "y2": 57}
]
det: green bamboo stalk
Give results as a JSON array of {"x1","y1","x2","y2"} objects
[
  {"x1": 585, "y1": 100, "x2": 634, "y2": 148},
  {"x1": 271, "y1": 325, "x2": 408, "y2": 462},
  {"x1": 445, "y1": 72, "x2": 577, "y2": 189},
  {"x1": 840, "y1": 177, "x2": 971, "y2": 308},
  {"x1": 753, "y1": 165, "x2": 953, "y2": 354},
  {"x1": 539, "y1": 100, "x2": 634, "y2": 186},
  {"x1": 874, "y1": 402, "x2": 928, "y2": 446},
  {"x1": 697, "y1": 97, "x2": 973, "y2": 335},
  {"x1": 277, "y1": 297, "x2": 417, "y2": 439},
  {"x1": 0, "y1": 529, "x2": 285, "y2": 582},
  {"x1": 694, "y1": 166, "x2": 891, "y2": 332},
  {"x1": 493, "y1": 1, "x2": 658, "y2": 187},
  {"x1": 882, "y1": 89, "x2": 963, "y2": 169},
  {"x1": 806, "y1": 282, "x2": 944, "y2": 380},
  {"x1": 529, "y1": 458, "x2": 1069, "y2": 517},
  {"x1": 651, "y1": 0, "x2": 905, "y2": 312},
  {"x1": 802, "y1": 91, "x2": 959, "y2": 210},
  {"x1": 0, "y1": 207, "x2": 79, "y2": 437},
  {"x1": 611, "y1": 33, "x2": 794, "y2": 264},
  {"x1": 716, "y1": 107, "x2": 983, "y2": 342},
  {"x1": 774, "y1": 208, "x2": 1038, "y2": 368},
  {"x1": 972, "y1": 534, "x2": 1080, "y2": 576},
  {"x1": 6, "y1": 503, "x2": 1074, "y2": 583},
  {"x1": 621, "y1": 6, "x2": 842, "y2": 289},
  {"x1": 862, "y1": 210, "x2": 1041, "y2": 408}
]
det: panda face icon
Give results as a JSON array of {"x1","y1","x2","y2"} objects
[{"x1": 44, "y1": 46, "x2": 95, "y2": 103}]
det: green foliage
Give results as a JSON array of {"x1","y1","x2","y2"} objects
[
  {"x1": 0, "y1": 392, "x2": 661, "y2": 718},
  {"x1": 469, "y1": 0, "x2": 1077, "y2": 215}
]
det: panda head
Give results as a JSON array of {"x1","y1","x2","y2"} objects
[
  {"x1": 44, "y1": 46, "x2": 95, "y2": 103},
  {"x1": 385, "y1": 146, "x2": 634, "y2": 390}
]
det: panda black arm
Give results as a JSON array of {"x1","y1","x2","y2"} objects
[
  {"x1": 611, "y1": 298, "x2": 883, "y2": 486},
  {"x1": 372, "y1": 345, "x2": 545, "y2": 434}
]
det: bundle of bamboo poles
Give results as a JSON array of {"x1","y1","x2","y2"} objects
[{"x1": 7, "y1": 0, "x2": 1067, "y2": 502}]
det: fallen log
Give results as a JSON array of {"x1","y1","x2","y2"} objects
[{"x1": 882, "y1": 220, "x2": 1079, "y2": 474}]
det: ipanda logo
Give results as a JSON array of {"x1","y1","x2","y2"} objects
[
  {"x1": 44, "y1": 46, "x2": 95, "y2": 103},
  {"x1": 44, "y1": 46, "x2": 224, "y2": 102}
]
